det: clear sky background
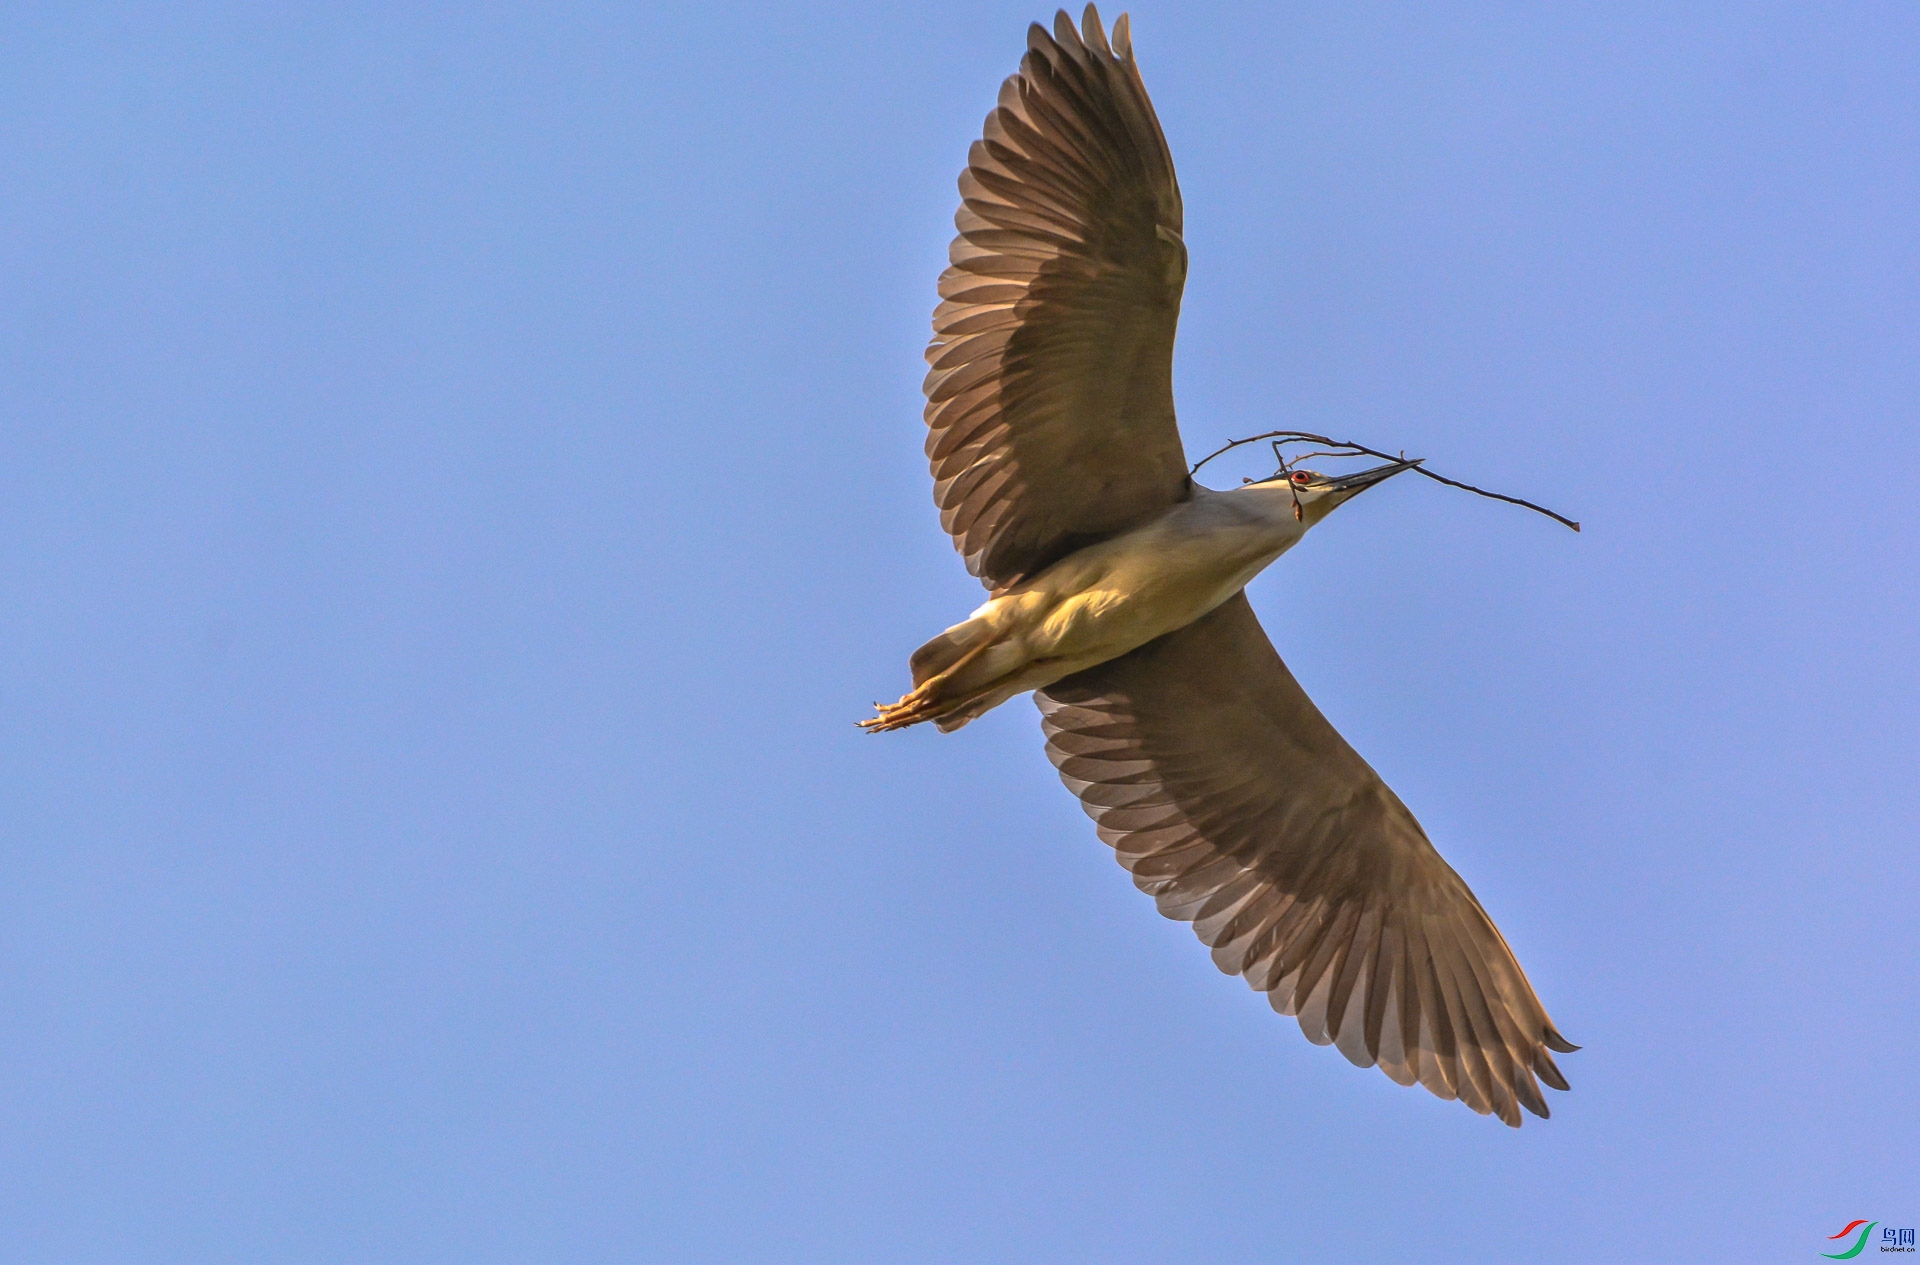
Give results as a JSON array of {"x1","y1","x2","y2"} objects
[{"x1": 3, "y1": 2, "x2": 1916, "y2": 1261}]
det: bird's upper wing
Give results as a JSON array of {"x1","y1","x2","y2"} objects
[
  {"x1": 925, "y1": 5, "x2": 1192, "y2": 590},
  {"x1": 1037, "y1": 593, "x2": 1577, "y2": 1125}
]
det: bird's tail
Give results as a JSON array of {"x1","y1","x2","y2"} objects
[{"x1": 907, "y1": 621, "x2": 991, "y2": 686}]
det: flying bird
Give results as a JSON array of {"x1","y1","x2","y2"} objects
[{"x1": 864, "y1": 4, "x2": 1576, "y2": 1126}]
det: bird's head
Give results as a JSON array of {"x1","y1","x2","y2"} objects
[{"x1": 1252, "y1": 459, "x2": 1422, "y2": 527}]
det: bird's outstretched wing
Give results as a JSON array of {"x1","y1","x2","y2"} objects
[
  {"x1": 1037, "y1": 593, "x2": 1577, "y2": 1125},
  {"x1": 925, "y1": 5, "x2": 1191, "y2": 590}
]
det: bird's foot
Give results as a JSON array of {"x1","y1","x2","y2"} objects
[{"x1": 859, "y1": 684, "x2": 943, "y2": 733}]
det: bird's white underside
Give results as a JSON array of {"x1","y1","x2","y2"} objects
[{"x1": 940, "y1": 482, "x2": 1310, "y2": 709}]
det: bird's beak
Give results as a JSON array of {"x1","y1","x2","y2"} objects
[{"x1": 1308, "y1": 458, "x2": 1422, "y2": 500}]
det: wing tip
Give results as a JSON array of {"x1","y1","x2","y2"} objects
[
  {"x1": 1031, "y1": 5, "x2": 1126, "y2": 64},
  {"x1": 1081, "y1": 5, "x2": 1111, "y2": 55}
]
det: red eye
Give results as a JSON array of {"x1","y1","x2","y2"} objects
[{"x1": 1290, "y1": 471, "x2": 1311, "y2": 485}]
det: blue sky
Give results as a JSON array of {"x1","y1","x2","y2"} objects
[{"x1": 2, "y1": 2, "x2": 1915, "y2": 1260}]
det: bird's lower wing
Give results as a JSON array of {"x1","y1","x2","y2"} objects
[{"x1": 1036, "y1": 592, "x2": 1576, "y2": 1125}]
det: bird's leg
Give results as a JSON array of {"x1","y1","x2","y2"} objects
[{"x1": 860, "y1": 635, "x2": 1001, "y2": 732}]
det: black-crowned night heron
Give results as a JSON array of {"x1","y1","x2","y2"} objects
[{"x1": 864, "y1": 4, "x2": 1576, "y2": 1126}]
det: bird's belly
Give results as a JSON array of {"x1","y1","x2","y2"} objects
[{"x1": 1006, "y1": 520, "x2": 1289, "y2": 674}]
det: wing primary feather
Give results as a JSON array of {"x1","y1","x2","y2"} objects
[
  {"x1": 1081, "y1": 4, "x2": 1111, "y2": 55},
  {"x1": 1406, "y1": 919, "x2": 1460, "y2": 1102},
  {"x1": 1533, "y1": 1046, "x2": 1572, "y2": 1092},
  {"x1": 1427, "y1": 924, "x2": 1512, "y2": 1122}
]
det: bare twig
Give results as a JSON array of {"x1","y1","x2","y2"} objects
[{"x1": 1189, "y1": 430, "x2": 1580, "y2": 533}]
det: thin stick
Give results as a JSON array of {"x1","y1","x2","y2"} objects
[
  {"x1": 1189, "y1": 430, "x2": 1580, "y2": 533},
  {"x1": 1405, "y1": 467, "x2": 1581, "y2": 532}
]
